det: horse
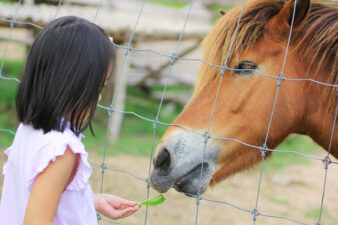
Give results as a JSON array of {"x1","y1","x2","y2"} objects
[{"x1": 150, "y1": 0, "x2": 338, "y2": 195}]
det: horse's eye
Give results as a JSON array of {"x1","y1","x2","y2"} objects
[{"x1": 233, "y1": 61, "x2": 257, "y2": 75}]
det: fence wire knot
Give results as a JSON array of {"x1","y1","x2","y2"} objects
[
  {"x1": 153, "y1": 117, "x2": 159, "y2": 129},
  {"x1": 322, "y1": 156, "x2": 332, "y2": 170},
  {"x1": 202, "y1": 131, "x2": 211, "y2": 144},
  {"x1": 220, "y1": 67, "x2": 229, "y2": 76},
  {"x1": 96, "y1": 213, "x2": 102, "y2": 221},
  {"x1": 145, "y1": 177, "x2": 150, "y2": 189},
  {"x1": 10, "y1": 19, "x2": 16, "y2": 28},
  {"x1": 195, "y1": 195, "x2": 202, "y2": 206},
  {"x1": 261, "y1": 144, "x2": 267, "y2": 158},
  {"x1": 107, "y1": 108, "x2": 113, "y2": 116},
  {"x1": 252, "y1": 209, "x2": 260, "y2": 221},
  {"x1": 100, "y1": 163, "x2": 107, "y2": 174},
  {"x1": 277, "y1": 75, "x2": 284, "y2": 87},
  {"x1": 124, "y1": 45, "x2": 132, "y2": 56},
  {"x1": 170, "y1": 53, "x2": 178, "y2": 65}
]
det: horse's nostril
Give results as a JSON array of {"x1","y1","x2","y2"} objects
[{"x1": 155, "y1": 148, "x2": 171, "y2": 172}]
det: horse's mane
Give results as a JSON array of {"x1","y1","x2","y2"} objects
[{"x1": 195, "y1": 0, "x2": 337, "y2": 94}]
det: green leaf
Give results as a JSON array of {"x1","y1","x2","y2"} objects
[{"x1": 137, "y1": 194, "x2": 166, "y2": 206}]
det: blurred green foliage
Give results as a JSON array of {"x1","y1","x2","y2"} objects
[
  {"x1": 151, "y1": 0, "x2": 188, "y2": 8},
  {"x1": 305, "y1": 206, "x2": 337, "y2": 223},
  {"x1": 0, "y1": 59, "x2": 23, "y2": 149},
  {"x1": 0, "y1": 0, "x2": 13, "y2": 4},
  {"x1": 264, "y1": 135, "x2": 320, "y2": 171},
  {"x1": 83, "y1": 85, "x2": 184, "y2": 156},
  {"x1": 0, "y1": 60, "x2": 23, "y2": 109}
]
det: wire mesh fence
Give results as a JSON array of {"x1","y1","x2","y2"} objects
[{"x1": 0, "y1": 0, "x2": 337, "y2": 225}]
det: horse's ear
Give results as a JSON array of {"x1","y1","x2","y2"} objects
[{"x1": 269, "y1": 0, "x2": 310, "y2": 37}]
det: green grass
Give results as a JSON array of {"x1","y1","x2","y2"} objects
[
  {"x1": 0, "y1": 59, "x2": 23, "y2": 109},
  {"x1": 305, "y1": 207, "x2": 325, "y2": 219},
  {"x1": 0, "y1": 110, "x2": 18, "y2": 149},
  {"x1": 82, "y1": 121, "x2": 157, "y2": 156},
  {"x1": 151, "y1": 0, "x2": 188, "y2": 8},
  {"x1": 83, "y1": 114, "x2": 157, "y2": 156},
  {"x1": 0, "y1": 59, "x2": 22, "y2": 149},
  {"x1": 150, "y1": 85, "x2": 191, "y2": 93},
  {"x1": 267, "y1": 195, "x2": 289, "y2": 206},
  {"x1": 280, "y1": 211, "x2": 290, "y2": 218},
  {"x1": 305, "y1": 206, "x2": 337, "y2": 223},
  {"x1": 263, "y1": 135, "x2": 320, "y2": 172},
  {"x1": 81, "y1": 86, "x2": 184, "y2": 156},
  {"x1": 0, "y1": 0, "x2": 14, "y2": 4}
]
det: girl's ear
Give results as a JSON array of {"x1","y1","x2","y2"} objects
[{"x1": 268, "y1": 0, "x2": 311, "y2": 38}]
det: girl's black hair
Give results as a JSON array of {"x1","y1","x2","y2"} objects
[{"x1": 16, "y1": 16, "x2": 115, "y2": 135}]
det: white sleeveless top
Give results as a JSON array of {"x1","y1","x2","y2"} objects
[{"x1": 0, "y1": 123, "x2": 98, "y2": 225}]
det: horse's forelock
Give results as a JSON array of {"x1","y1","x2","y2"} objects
[
  {"x1": 194, "y1": 0, "x2": 284, "y2": 95},
  {"x1": 194, "y1": 0, "x2": 337, "y2": 96}
]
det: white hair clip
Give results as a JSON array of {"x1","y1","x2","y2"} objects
[{"x1": 109, "y1": 36, "x2": 113, "y2": 44}]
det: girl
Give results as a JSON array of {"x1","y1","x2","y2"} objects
[{"x1": 0, "y1": 16, "x2": 139, "y2": 225}]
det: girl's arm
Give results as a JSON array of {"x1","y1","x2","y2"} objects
[{"x1": 23, "y1": 147, "x2": 78, "y2": 225}]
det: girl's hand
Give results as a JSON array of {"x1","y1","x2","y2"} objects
[{"x1": 94, "y1": 194, "x2": 139, "y2": 219}]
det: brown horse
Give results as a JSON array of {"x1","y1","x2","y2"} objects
[{"x1": 150, "y1": 0, "x2": 337, "y2": 195}]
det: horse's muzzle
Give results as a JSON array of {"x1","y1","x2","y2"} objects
[{"x1": 150, "y1": 129, "x2": 220, "y2": 195}]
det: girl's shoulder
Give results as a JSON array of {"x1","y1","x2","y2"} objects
[
  {"x1": 5, "y1": 123, "x2": 91, "y2": 191},
  {"x1": 16, "y1": 122, "x2": 85, "y2": 152}
]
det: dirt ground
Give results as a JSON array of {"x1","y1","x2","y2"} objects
[
  {"x1": 0, "y1": 150, "x2": 338, "y2": 225},
  {"x1": 87, "y1": 153, "x2": 338, "y2": 225}
]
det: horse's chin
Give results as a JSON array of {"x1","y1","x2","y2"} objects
[
  {"x1": 150, "y1": 161, "x2": 215, "y2": 196},
  {"x1": 173, "y1": 162, "x2": 211, "y2": 196}
]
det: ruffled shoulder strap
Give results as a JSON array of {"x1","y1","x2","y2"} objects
[
  {"x1": 2, "y1": 146, "x2": 12, "y2": 176},
  {"x1": 27, "y1": 128, "x2": 92, "y2": 191}
]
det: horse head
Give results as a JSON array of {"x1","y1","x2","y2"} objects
[{"x1": 150, "y1": 0, "x2": 337, "y2": 195}]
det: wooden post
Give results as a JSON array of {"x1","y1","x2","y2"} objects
[
  {"x1": 25, "y1": 0, "x2": 35, "y2": 55},
  {"x1": 25, "y1": 0, "x2": 34, "y2": 6},
  {"x1": 108, "y1": 46, "x2": 129, "y2": 143}
]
